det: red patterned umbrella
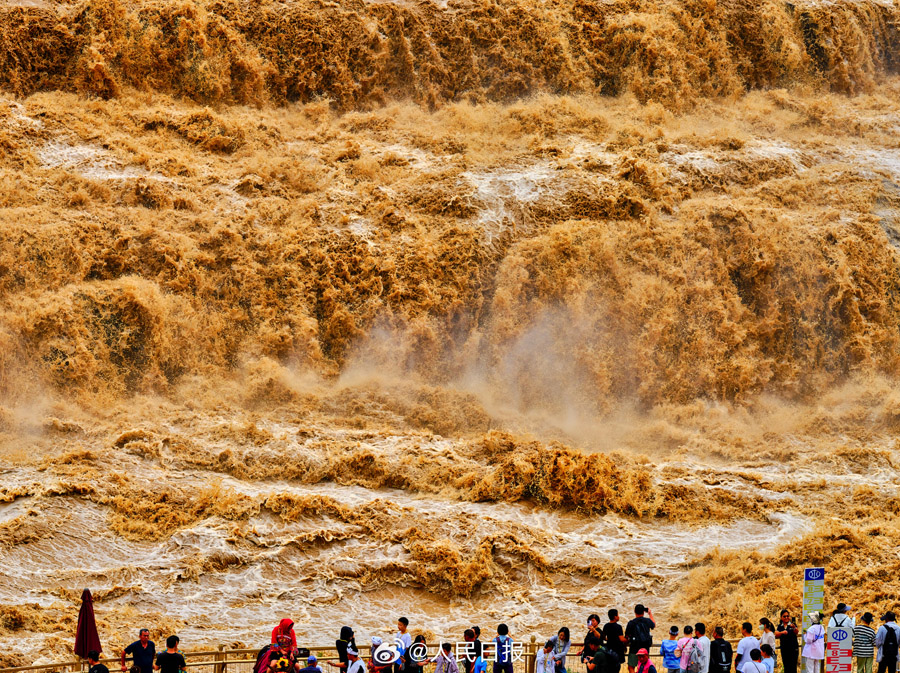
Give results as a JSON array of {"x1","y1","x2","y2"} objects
[{"x1": 74, "y1": 589, "x2": 102, "y2": 658}]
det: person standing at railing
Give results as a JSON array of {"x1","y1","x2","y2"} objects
[
  {"x1": 409, "y1": 635, "x2": 429, "y2": 673},
  {"x1": 759, "y1": 645, "x2": 774, "y2": 673},
  {"x1": 625, "y1": 606, "x2": 656, "y2": 673},
  {"x1": 661, "y1": 627, "x2": 680, "y2": 673},
  {"x1": 854, "y1": 613, "x2": 878, "y2": 673},
  {"x1": 603, "y1": 611, "x2": 627, "y2": 673},
  {"x1": 463, "y1": 629, "x2": 483, "y2": 673},
  {"x1": 346, "y1": 647, "x2": 366, "y2": 673},
  {"x1": 674, "y1": 625, "x2": 696, "y2": 673},
  {"x1": 757, "y1": 620, "x2": 775, "y2": 668},
  {"x1": 329, "y1": 627, "x2": 359, "y2": 672},
  {"x1": 537, "y1": 640, "x2": 557, "y2": 673},
  {"x1": 396, "y1": 619, "x2": 413, "y2": 673},
  {"x1": 493, "y1": 625, "x2": 514, "y2": 673},
  {"x1": 155, "y1": 636, "x2": 186, "y2": 673},
  {"x1": 634, "y1": 650, "x2": 656, "y2": 673},
  {"x1": 775, "y1": 611, "x2": 799, "y2": 673},
  {"x1": 801, "y1": 612, "x2": 825, "y2": 673},
  {"x1": 431, "y1": 645, "x2": 459, "y2": 673},
  {"x1": 708, "y1": 627, "x2": 732, "y2": 673},
  {"x1": 735, "y1": 624, "x2": 759, "y2": 673},
  {"x1": 874, "y1": 612, "x2": 900, "y2": 673},
  {"x1": 548, "y1": 628, "x2": 572, "y2": 673},
  {"x1": 694, "y1": 624, "x2": 709, "y2": 673},
  {"x1": 88, "y1": 650, "x2": 109, "y2": 673},
  {"x1": 122, "y1": 630, "x2": 156, "y2": 673},
  {"x1": 299, "y1": 654, "x2": 323, "y2": 673}
]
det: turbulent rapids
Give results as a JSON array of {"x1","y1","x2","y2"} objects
[{"x1": 2, "y1": 0, "x2": 900, "y2": 666}]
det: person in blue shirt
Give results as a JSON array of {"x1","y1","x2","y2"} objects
[
  {"x1": 122, "y1": 630, "x2": 156, "y2": 673},
  {"x1": 661, "y1": 628, "x2": 680, "y2": 673},
  {"x1": 760, "y1": 646, "x2": 775, "y2": 673},
  {"x1": 299, "y1": 655, "x2": 322, "y2": 673}
]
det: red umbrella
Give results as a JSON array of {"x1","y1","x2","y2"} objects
[{"x1": 74, "y1": 589, "x2": 102, "y2": 658}]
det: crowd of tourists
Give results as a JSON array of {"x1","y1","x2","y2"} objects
[{"x1": 101, "y1": 604, "x2": 900, "y2": 673}]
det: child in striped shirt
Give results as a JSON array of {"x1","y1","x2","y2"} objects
[{"x1": 855, "y1": 613, "x2": 878, "y2": 673}]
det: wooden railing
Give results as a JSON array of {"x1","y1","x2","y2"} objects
[{"x1": 0, "y1": 640, "x2": 761, "y2": 673}]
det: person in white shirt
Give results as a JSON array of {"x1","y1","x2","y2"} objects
[
  {"x1": 803, "y1": 612, "x2": 826, "y2": 673},
  {"x1": 829, "y1": 605, "x2": 856, "y2": 630},
  {"x1": 694, "y1": 624, "x2": 710, "y2": 673},
  {"x1": 536, "y1": 641, "x2": 556, "y2": 673},
  {"x1": 395, "y1": 618, "x2": 412, "y2": 673},
  {"x1": 736, "y1": 624, "x2": 761, "y2": 673},
  {"x1": 346, "y1": 649, "x2": 366, "y2": 673},
  {"x1": 431, "y1": 644, "x2": 460, "y2": 673},
  {"x1": 743, "y1": 651, "x2": 766, "y2": 673}
]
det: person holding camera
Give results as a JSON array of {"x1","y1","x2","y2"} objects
[
  {"x1": 625, "y1": 606, "x2": 656, "y2": 673},
  {"x1": 775, "y1": 610, "x2": 800, "y2": 673}
]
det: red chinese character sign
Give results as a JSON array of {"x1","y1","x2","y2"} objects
[{"x1": 826, "y1": 627, "x2": 852, "y2": 673}]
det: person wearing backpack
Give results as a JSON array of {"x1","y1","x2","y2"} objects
[
  {"x1": 674, "y1": 626, "x2": 698, "y2": 673},
  {"x1": 587, "y1": 645, "x2": 621, "y2": 673},
  {"x1": 875, "y1": 612, "x2": 900, "y2": 673},
  {"x1": 829, "y1": 605, "x2": 856, "y2": 629},
  {"x1": 709, "y1": 627, "x2": 733, "y2": 673},
  {"x1": 494, "y1": 624, "x2": 514, "y2": 673},
  {"x1": 625, "y1": 606, "x2": 656, "y2": 673}
]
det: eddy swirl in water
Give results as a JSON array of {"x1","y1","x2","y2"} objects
[{"x1": 1, "y1": 0, "x2": 900, "y2": 667}]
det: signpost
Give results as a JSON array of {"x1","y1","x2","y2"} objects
[
  {"x1": 826, "y1": 626, "x2": 853, "y2": 673},
  {"x1": 803, "y1": 567, "x2": 826, "y2": 631}
]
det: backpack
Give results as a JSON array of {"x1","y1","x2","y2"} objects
[
  {"x1": 712, "y1": 640, "x2": 733, "y2": 673},
  {"x1": 496, "y1": 636, "x2": 512, "y2": 664},
  {"x1": 631, "y1": 619, "x2": 652, "y2": 647},
  {"x1": 595, "y1": 648, "x2": 616, "y2": 673},
  {"x1": 688, "y1": 640, "x2": 703, "y2": 673},
  {"x1": 883, "y1": 626, "x2": 899, "y2": 660}
]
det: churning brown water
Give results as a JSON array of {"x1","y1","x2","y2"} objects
[{"x1": 1, "y1": 0, "x2": 900, "y2": 666}]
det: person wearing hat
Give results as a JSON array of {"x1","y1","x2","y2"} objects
[
  {"x1": 635, "y1": 650, "x2": 656, "y2": 673},
  {"x1": 829, "y1": 604, "x2": 856, "y2": 629},
  {"x1": 802, "y1": 612, "x2": 825, "y2": 673},
  {"x1": 874, "y1": 612, "x2": 900, "y2": 673},
  {"x1": 369, "y1": 639, "x2": 391, "y2": 673},
  {"x1": 854, "y1": 613, "x2": 877, "y2": 673},
  {"x1": 299, "y1": 655, "x2": 322, "y2": 673},
  {"x1": 346, "y1": 647, "x2": 366, "y2": 673}
]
